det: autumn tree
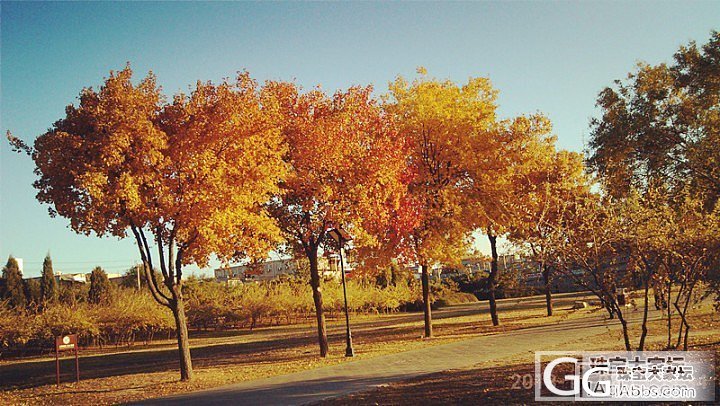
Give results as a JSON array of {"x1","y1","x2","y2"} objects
[
  {"x1": 88, "y1": 267, "x2": 112, "y2": 304},
  {"x1": 650, "y1": 191, "x2": 720, "y2": 350},
  {"x1": 466, "y1": 111, "x2": 557, "y2": 325},
  {"x1": 384, "y1": 70, "x2": 495, "y2": 337},
  {"x1": 265, "y1": 81, "x2": 406, "y2": 355},
  {"x1": 40, "y1": 253, "x2": 58, "y2": 303},
  {"x1": 507, "y1": 150, "x2": 590, "y2": 316},
  {"x1": 1, "y1": 256, "x2": 26, "y2": 308},
  {"x1": 10, "y1": 66, "x2": 286, "y2": 380},
  {"x1": 551, "y1": 194, "x2": 641, "y2": 350}
]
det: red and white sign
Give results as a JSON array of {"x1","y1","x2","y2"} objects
[{"x1": 55, "y1": 334, "x2": 77, "y2": 351}]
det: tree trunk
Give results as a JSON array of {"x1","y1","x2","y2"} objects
[
  {"x1": 666, "y1": 280, "x2": 672, "y2": 349},
  {"x1": 542, "y1": 264, "x2": 553, "y2": 317},
  {"x1": 308, "y1": 248, "x2": 329, "y2": 357},
  {"x1": 600, "y1": 294, "x2": 615, "y2": 319},
  {"x1": 616, "y1": 310, "x2": 632, "y2": 351},
  {"x1": 606, "y1": 306, "x2": 615, "y2": 319},
  {"x1": 421, "y1": 263, "x2": 432, "y2": 338},
  {"x1": 171, "y1": 287, "x2": 193, "y2": 381},
  {"x1": 638, "y1": 275, "x2": 650, "y2": 351},
  {"x1": 130, "y1": 225, "x2": 193, "y2": 382},
  {"x1": 487, "y1": 232, "x2": 500, "y2": 326}
]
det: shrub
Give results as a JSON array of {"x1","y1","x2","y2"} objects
[
  {"x1": 94, "y1": 290, "x2": 173, "y2": 346},
  {"x1": 31, "y1": 303, "x2": 99, "y2": 347},
  {"x1": 0, "y1": 302, "x2": 33, "y2": 355},
  {"x1": 185, "y1": 278, "x2": 232, "y2": 330}
]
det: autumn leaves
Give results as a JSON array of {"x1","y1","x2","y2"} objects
[{"x1": 18, "y1": 65, "x2": 576, "y2": 380}]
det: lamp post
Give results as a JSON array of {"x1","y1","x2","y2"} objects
[{"x1": 328, "y1": 227, "x2": 354, "y2": 357}]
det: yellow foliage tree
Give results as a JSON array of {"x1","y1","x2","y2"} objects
[
  {"x1": 467, "y1": 113, "x2": 557, "y2": 326},
  {"x1": 506, "y1": 149, "x2": 590, "y2": 316},
  {"x1": 384, "y1": 70, "x2": 497, "y2": 337}
]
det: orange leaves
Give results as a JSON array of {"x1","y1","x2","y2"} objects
[
  {"x1": 29, "y1": 65, "x2": 287, "y2": 269},
  {"x1": 30, "y1": 66, "x2": 165, "y2": 238},
  {"x1": 265, "y1": 81, "x2": 407, "y2": 252},
  {"x1": 24, "y1": 64, "x2": 599, "y2": 277},
  {"x1": 153, "y1": 73, "x2": 287, "y2": 266}
]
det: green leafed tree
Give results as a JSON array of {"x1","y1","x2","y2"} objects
[
  {"x1": 588, "y1": 31, "x2": 720, "y2": 205},
  {"x1": 2, "y1": 256, "x2": 26, "y2": 308},
  {"x1": 88, "y1": 266, "x2": 112, "y2": 305},
  {"x1": 40, "y1": 254, "x2": 58, "y2": 303},
  {"x1": 24, "y1": 278, "x2": 42, "y2": 306}
]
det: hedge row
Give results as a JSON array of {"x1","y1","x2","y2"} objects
[{"x1": 0, "y1": 277, "x2": 425, "y2": 356}]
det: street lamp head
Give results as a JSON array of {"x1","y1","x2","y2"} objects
[{"x1": 328, "y1": 227, "x2": 353, "y2": 245}]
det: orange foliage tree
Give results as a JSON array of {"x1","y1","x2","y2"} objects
[
  {"x1": 12, "y1": 66, "x2": 286, "y2": 380},
  {"x1": 264, "y1": 82, "x2": 406, "y2": 356}
]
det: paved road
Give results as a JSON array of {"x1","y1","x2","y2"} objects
[{"x1": 146, "y1": 295, "x2": 657, "y2": 406}]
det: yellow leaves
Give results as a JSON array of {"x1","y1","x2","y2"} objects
[
  {"x1": 24, "y1": 64, "x2": 609, "y2": 279},
  {"x1": 77, "y1": 171, "x2": 107, "y2": 202},
  {"x1": 384, "y1": 71, "x2": 502, "y2": 263}
]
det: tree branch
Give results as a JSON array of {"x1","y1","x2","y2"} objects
[{"x1": 130, "y1": 223, "x2": 171, "y2": 307}]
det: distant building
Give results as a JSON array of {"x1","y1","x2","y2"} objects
[
  {"x1": 458, "y1": 254, "x2": 532, "y2": 275},
  {"x1": 215, "y1": 254, "x2": 350, "y2": 284},
  {"x1": 461, "y1": 257, "x2": 490, "y2": 274},
  {"x1": 26, "y1": 271, "x2": 124, "y2": 286},
  {"x1": 405, "y1": 263, "x2": 444, "y2": 280},
  {"x1": 215, "y1": 259, "x2": 298, "y2": 284},
  {"x1": 57, "y1": 273, "x2": 89, "y2": 285},
  {"x1": 403, "y1": 255, "x2": 534, "y2": 281}
]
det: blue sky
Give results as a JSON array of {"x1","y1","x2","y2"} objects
[{"x1": 1, "y1": 1, "x2": 718, "y2": 277}]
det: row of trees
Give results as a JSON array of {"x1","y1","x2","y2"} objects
[
  {"x1": 1, "y1": 255, "x2": 113, "y2": 308},
  {"x1": 0, "y1": 255, "x2": 57, "y2": 308},
  {"x1": 508, "y1": 32, "x2": 720, "y2": 351},
  {"x1": 8, "y1": 65, "x2": 546, "y2": 380},
  {"x1": 8, "y1": 31, "x2": 719, "y2": 380},
  {"x1": 581, "y1": 31, "x2": 720, "y2": 350}
]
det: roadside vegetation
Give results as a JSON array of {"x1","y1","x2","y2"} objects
[{"x1": 0, "y1": 265, "x2": 486, "y2": 357}]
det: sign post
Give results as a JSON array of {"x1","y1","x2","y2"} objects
[{"x1": 55, "y1": 334, "x2": 79, "y2": 386}]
